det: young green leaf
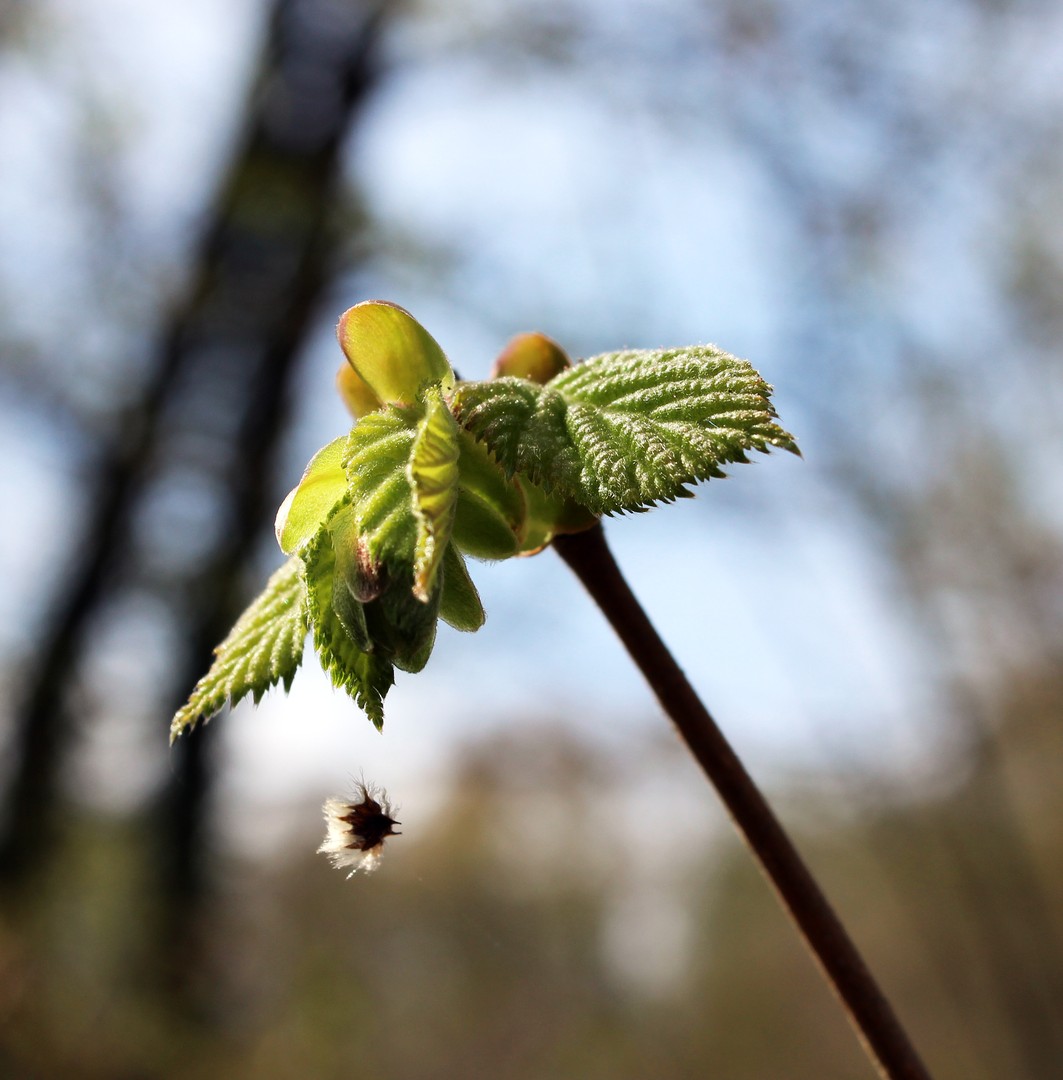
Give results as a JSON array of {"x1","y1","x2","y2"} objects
[
  {"x1": 343, "y1": 407, "x2": 421, "y2": 571},
  {"x1": 170, "y1": 556, "x2": 308, "y2": 741},
  {"x1": 275, "y1": 435, "x2": 349, "y2": 555},
  {"x1": 326, "y1": 502, "x2": 373, "y2": 650},
  {"x1": 304, "y1": 524, "x2": 394, "y2": 729},
  {"x1": 408, "y1": 387, "x2": 461, "y2": 601},
  {"x1": 343, "y1": 395, "x2": 465, "y2": 603},
  {"x1": 453, "y1": 345, "x2": 798, "y2": 515},
  {"x1": 365, "y1": 573, "x2": 440, "y2": 674},
  {"x1": 515, "y1": 475, "x2": 597, "y2": 554},
  {"x1": 450, "y1": 427, "x2": 525, "y2": 560},
  {"x1": 438, "y1": 542, "x2": 486, "y2": 630}
]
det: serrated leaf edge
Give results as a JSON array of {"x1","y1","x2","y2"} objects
[{"x1": 170, "y1": 556, "x2": 308, "y2": 742}]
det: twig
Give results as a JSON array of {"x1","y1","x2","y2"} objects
[{"x1": 553, "y1": 523, "x2": 933, "y2": 1080}]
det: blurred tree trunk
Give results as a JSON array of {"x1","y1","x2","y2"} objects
[{"x1": 0, "y1": 0, "x2": 387, "y2": 999}]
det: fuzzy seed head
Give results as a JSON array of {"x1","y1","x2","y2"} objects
[{"x1": 318, "y1": 783, "x2": 400, "y2": 876}]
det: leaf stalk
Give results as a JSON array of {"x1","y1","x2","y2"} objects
[{"x1": 553, "y1": 523, "x2": 933, "y2": 1080}]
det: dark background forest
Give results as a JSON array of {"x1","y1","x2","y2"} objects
[{"x1": 1, "y1": 1, "x2": 1062, "y2": 1077}]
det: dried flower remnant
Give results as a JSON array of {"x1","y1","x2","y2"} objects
[{"x1": 318, "y1": 783, "x2": 400, "y2": 876}]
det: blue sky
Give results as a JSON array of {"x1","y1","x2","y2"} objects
[{"x1": 2, "y1": 0, "x2": 1055, "y2": 854}]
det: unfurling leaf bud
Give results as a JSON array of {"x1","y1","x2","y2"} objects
[{"x1": 174, "y1": 300, "x2": 797, "y2": 741}]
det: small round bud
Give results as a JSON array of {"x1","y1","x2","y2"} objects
[{"x1": 490, "y1": 332, "x2": 571, "y2": 384}]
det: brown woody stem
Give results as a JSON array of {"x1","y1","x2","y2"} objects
[{"x1": 553, "y1": 523, "x2": 932, "y2": 1080}]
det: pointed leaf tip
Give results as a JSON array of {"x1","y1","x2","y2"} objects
[{"x1": 438, "y1": 543, "x2": 486, "y2": 630}]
